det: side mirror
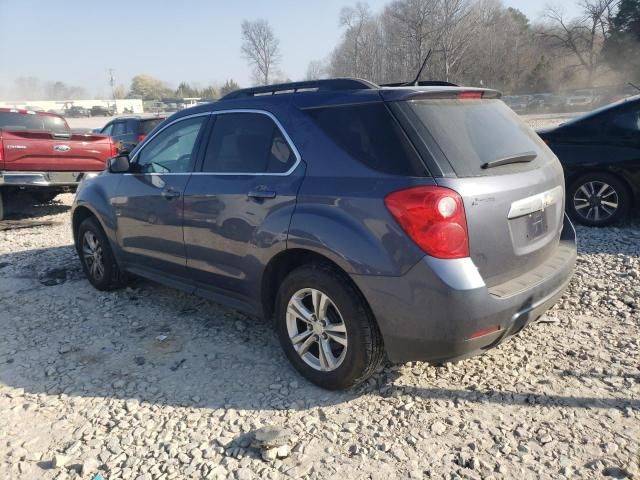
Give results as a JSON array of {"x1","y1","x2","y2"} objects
[{"x1": 108, "y1": 155, "x2": 130, "y2": 173}]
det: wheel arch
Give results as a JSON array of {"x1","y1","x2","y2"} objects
[
  {"x1": 260, "y1": 248, "x2": 375, "y2": 323},
  {"x1": 72, "y1": 204, "x2": 116, "y2": 251}
]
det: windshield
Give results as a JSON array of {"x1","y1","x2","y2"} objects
[
  {"x1": 0, "y1": 112, "x2": 70, "y2": 133},
  {"x1": 406, "y1": 98, "x2": 548, "y2": 177}
]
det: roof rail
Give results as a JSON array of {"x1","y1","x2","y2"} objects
[
  {"x1": 220, "y1": 78, "x2": 378, "y2": 100},
  {"x1": 380, "y1": 80, "x2": 459, "y2": 87}
]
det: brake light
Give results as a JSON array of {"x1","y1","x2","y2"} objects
[
  {"x1": 384, "y1": 186, "x2": 469, "y2": 259},
  {"x1": 0, "y1": 140, "x2": 4, "y2": 163},
  {"x1": 109, "y1": 142, "x2": 118, "y2": 158},
  {"x1": 457, "y1": 91, "x2": 483, "y2": 100},
  {"x1": 138, "y1": 134, "x2": 145, "y2": 143}
]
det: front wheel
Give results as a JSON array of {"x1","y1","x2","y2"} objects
[
  {"x1": 567, "y1": 173, "x2": 630, "y2": 227},
  {"x1": 275, "y1": 263, "x2": 384, "y2": 390},
  {"x1": 76, "y1": 217, "x2": 127, "y2": 290}
]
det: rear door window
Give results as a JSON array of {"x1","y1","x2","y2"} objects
[
  {"x1": 405, "y1": 99, "x2": 548, "y2": 177},
  {"x1": 306, "y1": 103, "x2": 425, "y2": 176},
  {"x1": 201, "y1": 112, "x2": 296, "y2": 174}
]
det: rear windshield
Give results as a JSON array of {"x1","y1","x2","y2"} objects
[
  {"x1": 0, "y1": 111, "x2": 70, "y2": 133},
  {"x1": 306, "y1": 103, "x2": 426, "y2": 176},
  {"x1": 140, "y1": 118, "x2": 164, "y2": 134},
  {"x1": 406, "y1": 99, "x2": 547, "y2": 177}
]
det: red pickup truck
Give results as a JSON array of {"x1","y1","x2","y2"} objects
[{"x1": 0, "y1": 108, "x2": 117, "y2": 219}]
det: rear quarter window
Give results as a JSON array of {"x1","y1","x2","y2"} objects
[
  {"x1": 305, "y1": 102, "x2": 426, "y2": 176},
  {"x1": 406, "y1": 99, "x2": 549, "y2": 177}
]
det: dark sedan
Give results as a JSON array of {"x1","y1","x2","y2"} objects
[{"x1": 538, "y1": 95, "x2": 640, "y2": 226}]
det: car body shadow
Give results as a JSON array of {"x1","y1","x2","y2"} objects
[{"x1": 0, "y1": 245, "x2": 637, "y2": 413}]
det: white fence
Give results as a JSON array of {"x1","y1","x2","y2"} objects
[{"x1": 0, "y1": 98, "x2": 144, "y2": 114}]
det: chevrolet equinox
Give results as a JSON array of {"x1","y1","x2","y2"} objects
[{"x1": 72, "y1": 79, "x2": 577, "y2": 390}]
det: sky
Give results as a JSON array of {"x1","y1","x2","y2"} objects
[{"x1": 0, "y1": 0, "x2": 581, "y2": 98}]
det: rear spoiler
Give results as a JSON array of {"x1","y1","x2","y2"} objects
[
  {"x1": 380, "y1": 87, "x2": 502, "y2": 102},
  {"x1": 380, "y1": 80, "x2": 459, "y2": 88}
]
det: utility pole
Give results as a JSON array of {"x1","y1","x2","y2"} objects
[{"x1": 108, "y1": 69, "x2": 115, "y2": 99}]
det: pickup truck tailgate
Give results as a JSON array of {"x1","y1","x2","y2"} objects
[{"x1": 1, "y1": 130, "x2": 112, "y2": 171}]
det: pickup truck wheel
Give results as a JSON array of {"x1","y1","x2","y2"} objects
[
  {"x1": 275, "y1": 263, "x2": 384, "y2": 390},
  {"x1": 77, "y1": 217, "x2": 127, "y2": 290}
]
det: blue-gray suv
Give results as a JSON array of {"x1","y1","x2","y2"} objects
[{"x1": 72, "y1": 79, "x2": 577, "y2": 390}]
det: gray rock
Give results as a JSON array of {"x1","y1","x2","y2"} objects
[
  {"x1": 253, "y1": 426, "x2": 292, "y2": 449},
  {"x1": 431, "y1": 421, "x2": 447, "y2": 435}
]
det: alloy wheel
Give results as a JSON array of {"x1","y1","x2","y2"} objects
[
  {"x1": 285, "y1": 288, "x2": 348, "y2": 372},
  {"x1": 572, "y1": 180, "x2": 619, "y2": 223},
  {"x1": 82, "y1": 230, "x2": 105, "y2": 281}
]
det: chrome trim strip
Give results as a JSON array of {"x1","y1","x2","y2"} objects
[
  {"x1": 129, "y1": 109, "x2": 301, "y2": 177},
  {"x1": 0, "y1": 170, "x2": 94, "y2": 186},
  {"x1": 507, "y1": 185, "x2": 564, "y2": 219}
]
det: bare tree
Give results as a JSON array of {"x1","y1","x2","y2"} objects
[
  {"x1": 433, "y1": 0, "x2": 480, "y2": 81},
  {"x1": 538, "y1": 0, "x2": 619, "y2": 86},
  {"x1": 383, "y1": 0, "x2": 439, "y2": 81},
  {"x1": 305, "y1": 60, "x2": 328, "y2": 80},
  {"x1": 334, "y1": 2, "x2": 374, "y2": 77},
  {"x1": 241, "y1": 19, "x2": 281, "y2": 85}
]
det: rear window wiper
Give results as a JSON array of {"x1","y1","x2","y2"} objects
[{"x1": 481, "y1": 151, "x2": 537, "y2": 169}]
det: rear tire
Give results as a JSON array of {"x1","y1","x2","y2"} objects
[
  {"x1": 567, "y1": 173, "x2": 630, "y2": 227},
  {"x1": 275, "y1": 263, "x2": 384, "y2": 390},
  {"x1": 76, "y1": 217, "x2": 127, "y2": 290}
]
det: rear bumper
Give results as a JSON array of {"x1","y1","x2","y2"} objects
[
  {"x1": 352, "y1": 215, "x2": 577, "y2": 364},
  {"x1": 0, "y1": 171, "x2": 99, "y2": 188}
]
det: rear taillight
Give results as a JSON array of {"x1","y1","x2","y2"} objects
[
  {"x1": 384, "y1": 186, "x2": 469, "y2": 259},
  {"x1": 457, "y1": 91, "x2": 483, "y2": 100},
  {"x1": 0, "y1": 140, "x2": 4, "y2": 163},
  {"x1": 109, "y1": 142, "x2": 118, "y2": 157},
  {"x1": 138, "y1": 134, "x2": 145, "y2": 143}
]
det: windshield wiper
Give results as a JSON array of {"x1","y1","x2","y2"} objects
[{"x1": 481, "y1": 151, "x2": 537, "y2": 169}]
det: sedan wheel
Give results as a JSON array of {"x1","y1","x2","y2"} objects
[
  {"x1": 567, "y1": 173, "x2": 629, "y2": 227},
  {"x1": 572, "y1": 180, "x2": 619, "y2": 223},
  {"x1": 286, "y1": 288, "x2": 348, "y2": 372}
]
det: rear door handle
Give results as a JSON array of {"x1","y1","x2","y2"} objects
[
  {"x1": 161, "y1": 189, "x2": 181, "y2": 200},
  {"x1": 247, "y1": 190, "x2": 276, "y2": 199}
]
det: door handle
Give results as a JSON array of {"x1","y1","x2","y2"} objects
[
  {"x1": 247, "y1": 190, "x2": 276, "y2": 200},
  {"x1": 161, "y1": 189, "x2": 181, "y2": 200}
]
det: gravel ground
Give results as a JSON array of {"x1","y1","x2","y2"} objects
[{"x1": 1, "y1": 140, "x2": 639, "y2": 479}]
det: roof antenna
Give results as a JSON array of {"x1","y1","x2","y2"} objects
[
  {"x1": 629, "y1": 82, "x2": 640, "y2": 93},
  {"x1": 406, "y1": 49, "x2": 432, "y2": 86}
]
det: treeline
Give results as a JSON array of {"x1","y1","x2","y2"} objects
[
  {"x1": 2, "y1": 76, "x2": 242, "y2": 102},
  {"x1": 317, "y1": 0, "x2": 640, "y2": 94},
  {"x1": 115, "y1": 76, "x2": 241, "y2": 101}
]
